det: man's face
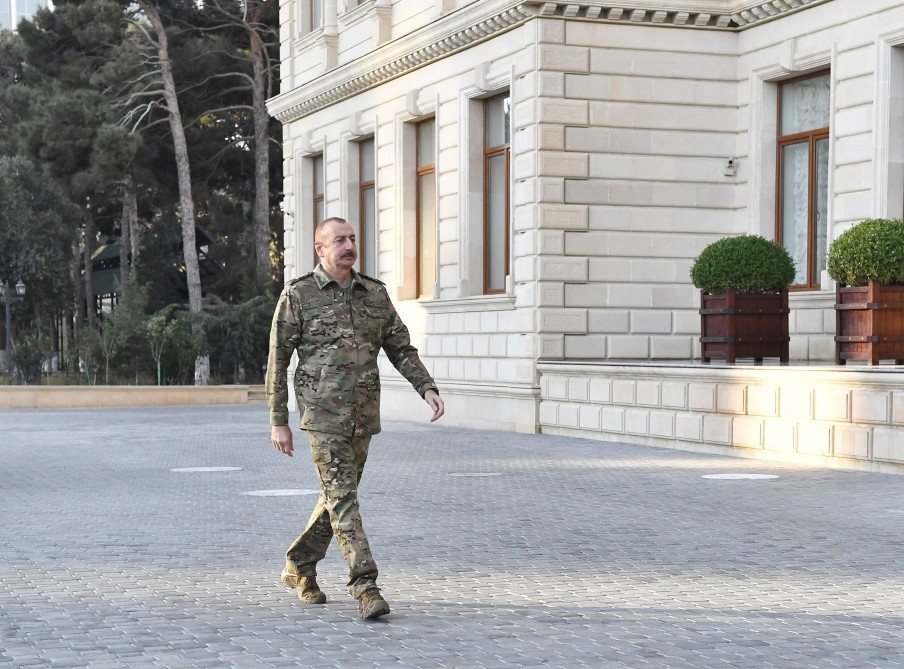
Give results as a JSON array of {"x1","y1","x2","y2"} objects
[{"x1": 315, "y1": 220, "x2": 357, "y2": 274}]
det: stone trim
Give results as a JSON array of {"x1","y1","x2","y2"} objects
[
  {"x1": 0, "y1": 386, "x2": 251, "y2": 409},
  {"x1": 269, "y1": 4, "x2": 533, "y2": 123},
  {"x1": 269, "y1": 0, "x2": 831, "y2": 124},
  {"x1": 534, "y1": 0, "x2": 831, "y2": 29}
]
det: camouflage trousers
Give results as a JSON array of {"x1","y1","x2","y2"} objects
[{"x1": 285, "y1": 431, "x2": 378, "y2": 598}]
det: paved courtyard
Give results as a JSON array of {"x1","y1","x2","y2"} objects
[{"x1": 1, "y1": 403, "x2": 903, "y2": 668}]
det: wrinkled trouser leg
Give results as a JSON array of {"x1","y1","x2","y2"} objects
[{"x1": 285, "y1": 431, "x2": 376, "y2": 598}]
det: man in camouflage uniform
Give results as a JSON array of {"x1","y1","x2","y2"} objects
[{"x1": 266, "y1": 216, "x2": 444, "y2": 619}]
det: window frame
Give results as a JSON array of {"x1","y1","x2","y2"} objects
[
  {"x1": 482, "y1": 92, "x2": 511, "y2": 295},
  {"x1": 358, "y1": 137, "x2": 376, "y2": 276},
  {"x1": 775, "y1": 71, "x2": 830, "y2": 292},
  {"x1": 311, "y1": 153, "x2": 324, "y2": 267},
  {"x1": 415, "y1": 118, "x2": 436, "y2": 299}
]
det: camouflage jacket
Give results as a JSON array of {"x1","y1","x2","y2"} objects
[{"x1": 266, "y1": 265, "x2": 437, "y2": 436}]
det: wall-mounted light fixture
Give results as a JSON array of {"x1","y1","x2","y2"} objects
[{"x1": 723, "y1": 157, "x2": 737, "y2": 177}]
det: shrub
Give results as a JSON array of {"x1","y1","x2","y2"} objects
[
  {"x1": 690, "y1": 234, "x2": 796, "y2": 294},
  {"x1": 11, "y1": 326, "x2": 53, "y2": 385},
  {"x1": 826, "y1": 218, "x2": 904, "y2": 287}
]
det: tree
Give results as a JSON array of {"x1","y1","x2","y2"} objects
[
  {"x1": 202, "y1": 0, "x2": 280, "y2": 291},
  {"x1": 95, "y1": 274, "x2": 149, "y2": 384},
  {"x1": 11, "y1": 325, "x2": 54, "y2": 385},
  {"x1": 17, "y1": 1, "x2": 139, "y2": 331},
  {"x1": 163, "y1": 316, "x2": 207, "y2": 385},
  {"x1": 0, "y1": 155, "x2": 79, "y2": 356},
  {"x1": 204, "y1": 292, "x2": 275, "y2": 383},
  {"x1": 146, "y1": 307, "x2": 175, "y2": 385},
  {"x1": 5, "y1": 1, "x2": 285, "y2": 387},
  {"x1": 0, "y1": 31, "x2": 28, "y2": 158},
  {"x1": 125, "y1": 0, "x2": 208, "y2": 384}
]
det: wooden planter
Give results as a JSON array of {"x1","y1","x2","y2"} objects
[
  {"x1": 699, "y1": 289, "x2": 789, "y2": 363},
  {"x1": 835, "y1": 281, "x2": 904, "y2": 365}
]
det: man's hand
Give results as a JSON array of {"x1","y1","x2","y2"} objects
[
  {"x1": 271, "y1": 425, "x2": 294, "y2": 457},
  {"x1": 425, "y1": 389, "x2": 444, "y2": 423}
]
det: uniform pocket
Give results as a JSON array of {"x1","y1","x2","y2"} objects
[
  {"x1": 362, "y1": 297, "x2": 389, "y2": 319},
  {"x1": 302, "y1": 303, "x2": 341, "y2": 342}
]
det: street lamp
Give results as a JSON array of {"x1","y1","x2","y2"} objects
[{"x1": 1, "y1": 279, "x2": 26, "y2": 374}]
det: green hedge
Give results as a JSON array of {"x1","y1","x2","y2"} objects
[
  {"x1": 690, "y1": 234, "x2": 795, "y2": 294},
  {"x1": 826, "y1": 218, "x2": 904, "y2": 286}
]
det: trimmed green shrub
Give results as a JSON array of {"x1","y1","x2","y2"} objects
[
  {"x1": 826, "y1": 218, "x2": 904, "y2": 287},
  {"x1": 690, "y1": 234, "x2": 796, "y2": 295}
]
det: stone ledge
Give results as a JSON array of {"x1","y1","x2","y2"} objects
[
  {"x1": 538, "y1": 361, "x2": 904, "y2": 474},
  {"x1": 0, "y1": 386, "x2": 251, "y2": 409}
]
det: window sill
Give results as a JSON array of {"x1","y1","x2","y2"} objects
[
  {"x1": 419, "y1": 294, "x2": 516, "y2": 313},
  {"x1": 293, "y1": 28, "x2": 324, "y2": 51},
  {"x1": 340, "y1": 0, "x2": 375, "y2": 29}
]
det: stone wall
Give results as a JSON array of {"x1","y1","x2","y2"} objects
[{"x1": 539, "y1": 362, "x2": 904, "y2": 474}]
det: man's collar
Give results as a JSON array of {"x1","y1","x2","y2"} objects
[{"x1": 312, "y1": 264, "x2": 367, "y2": 290}]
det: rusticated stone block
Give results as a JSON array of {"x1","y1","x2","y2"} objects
[
  {"x1": 539, "y1": 45, "x2": 589, "y2": 73},
  {"x1": 732, "y1": 416, "x2": 763, "y2": 448},
  {"x1": 649, "y1": 411, "x2": 674, "y2": 438},
  {"x1": 579, "y1": 404, "x2": 601, "y2": 430},
  {"x1": 703, "y1": 415, "x2": 731, "y2": 444},
  {"x1": 763, "y1": 419, "x2": 796, "y2": 452},
  {"x1": 851, "y1": 390, "x2": 890, "y2": 423},
  {"x1": 834, "y1": 425, "x2": 870, "y2": 460},
  {"x1": 538, "y1": 256, "x2": 588, "y2": 282},
  {"x1": 538, "y1": 282, "x2": 565, "y2": 307},
  {"x1": 539, "y1": 334, "x2": 565, "y2": 359},
  {"x1": 797, "y1": 422, "x2": 832, "y2": 456},
  {"x1": 625, "y1": 409, "x2": 649, "y2": 435},
  {"x1": 538, "y1": 151, "x2": 589, "y2": 178},
  {"x1": 538, "y1": 99, "x2": 589, "y2": 125},
  {"x1": 539, "y1": 308, "x2": 588, "y2": 333},
  {"x1": 717, "y1": 384, "x2": 746, "y2": 414},
  {"x1": 676, "y1": 413, "x2": 702, "y2": 441},
  {"x1": 636, "y1": 381, "x2": 660, "y2": 407},
  {"x1": 538, "y1": 204, "x2": 589, "y2": 230},
  {"x1": 747, "y1": 386, "x2": 778, "y2": 417},
  {"x1": 873, "y1": 427, "x2": 904, "y2": 462},
  {"x1": 538, "y1": 230, "x2": 565, "y2": 254}
]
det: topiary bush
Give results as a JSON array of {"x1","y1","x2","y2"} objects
[
  {"x1": 826, "y1": 218, "x2": 904, "y2": 287},
  {"x1": 690, "y1": 234, "x2": 796, "y2": 295}
]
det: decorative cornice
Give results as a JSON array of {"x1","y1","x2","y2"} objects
[
  {"x1": 528, "y1": 0, "x2": 831, "y2": 29},
  {"x1": 730, "y1": 0, "x2": 829, "y2": 27},
  {"x1": 267, "y1": 0, "x2": 833, "y2": 124},
  {"x1": 268, "y1": 4, "x2": 534, "y2": 124},
  {"x1": 533, "y1": 2, "x2": 736, "y2": 28}
]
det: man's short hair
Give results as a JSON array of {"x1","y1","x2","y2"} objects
[{"x1": 315, "y1": 217, "x2": 347, "y2": 237}]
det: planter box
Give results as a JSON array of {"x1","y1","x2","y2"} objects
[
  {"x1": 835, "y1": 281, "x2": 904, "y2": 365},
  {"x1": 699, "y1": 289, "x2": 789, "y2": 363}
]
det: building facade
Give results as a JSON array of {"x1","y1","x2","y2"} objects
[
  {"x1": 0, "y1": 0, "x2": 48, "y2": 31},
  {"x1": 268, "y1": 0, "x2": 904, "y2": 470}
]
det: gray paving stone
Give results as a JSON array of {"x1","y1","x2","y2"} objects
[{"x1": 1, "y1": 404, "x2": 904, "y2": 668}]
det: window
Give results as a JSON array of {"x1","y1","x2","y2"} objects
[
  {"x1": 776, "y1": 73, "x2": 830, "y2": 289},
  {"x1": 416, "y1": 119, "x2": 436, "y2": 298},
  {"x1": 309, "y1": 0, "x2": 322, "y2": 32},
  {"x1": 358, "y1": 138, "x2": 376, "y2": 275},
  {"x1": 484, "y1": 93, "x2": 511, "y2": 294},
  {"x1": 297, "y1": 0, "x2": 322, "y2": 36},
  {"x1": 312, "y1": 153, "x2": 324, "y2": 266}
]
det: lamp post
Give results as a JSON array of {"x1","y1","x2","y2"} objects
[{"x1": 1, "y1": 279, "x2": 26, "y2": 373}]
